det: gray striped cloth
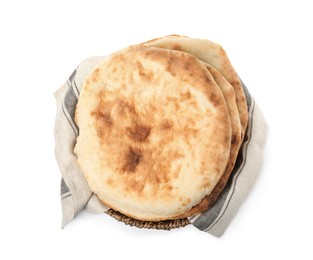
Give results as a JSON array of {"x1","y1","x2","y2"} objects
[{"x1": 54, "y1": 57, "x2": 267, "y2": 237}]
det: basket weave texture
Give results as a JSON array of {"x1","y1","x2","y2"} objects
[{"x1": 107, "y1": 209, "x2": 190, "y2": 230}]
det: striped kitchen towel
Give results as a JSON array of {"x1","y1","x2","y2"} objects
[{"x1": 54, "y1": 57, "x2": 267, "y2": 237}]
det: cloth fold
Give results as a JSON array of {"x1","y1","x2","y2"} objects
[{"x1": 54, "y1": 57, "x2": 267, "y2": 236}]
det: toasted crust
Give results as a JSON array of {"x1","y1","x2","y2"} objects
[
  {"x1": 143, "y1": 35, "x2": 248, "y2": 140},
  {"x1": 74, "y1": 45, "x2": 231, "y2": 221}
]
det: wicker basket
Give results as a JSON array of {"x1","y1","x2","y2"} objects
[{"x1": 107, "y1": 209, "x2": 190, "y2": 230}]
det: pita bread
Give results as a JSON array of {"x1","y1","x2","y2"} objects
[
  {"x1": 143, "y1": 35, "x2": 248, "y2": 140},
  {"x1": 74, "y1": 45, "x2": 231, "y2": 221},
  {"x1": 177, "y1": 63, "x2": 242, "y2": 217},
  {"x1": 142, "y1": 36, "x2": 245, "y2": 216}
]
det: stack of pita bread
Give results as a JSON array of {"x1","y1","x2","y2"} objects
[{"x1": 74, "y1": 35, "x2": 248, "y2": 222}]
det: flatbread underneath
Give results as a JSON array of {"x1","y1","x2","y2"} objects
[
  {"x1": 177, "y1": 64, "x2": 242, "y2": 218},
  {"x1": 143, "y1": 35, "x2": 248, "y2": 140},
  {"x1": 142, "y1": 36, "x2": 248, "y2": 217},
  {"x1": 74, "y1": 45, "x2": 231, "y2": 221}
]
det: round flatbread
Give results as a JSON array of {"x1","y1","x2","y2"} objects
[
  {"x1": 74, "y1": 45, "x2": 231, "y2": 221},
  {"x1": 178, "y1": 63, "x2": 242, "y2": 217},
  {"x1": 143, "y1": 36, "x2": 244, "y2": 216},
  {"x1": 143, "y1": 35, "x2": 248, "y2": 140}
]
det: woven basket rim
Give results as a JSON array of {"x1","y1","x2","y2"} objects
[{"x1": 107, "y1": 209, "x2": 190, "y2": 230}]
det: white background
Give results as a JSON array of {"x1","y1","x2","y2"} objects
[{"x1": 0, "y1": 0, "x2": 312, "y2": 259}]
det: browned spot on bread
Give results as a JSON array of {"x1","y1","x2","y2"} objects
[
  {"x1": 166, "y1": 96, "x2": 177, "y2": 102},
  {"x1": 106, "y1": 178, "x2": 114, "y2": 186},
  {"x1": 209, "y1": 92, "x2": 221, "y2": 107},
  {"x1": 125, "y1": 179, "x2": 145, "y2": 195},
  {"x1": 180, "y1": 90, "x2": 191, "y2": 101},
  {"x1": 181, "y1": 198, "x2": 191, "y2": 207},
  {"x1": 123, "y1": 147, "x2": 142, "y2": 172},
  {"x1": 161, "y1": 119, "x2": 173, "y2": 130},
  {"x1": 110, "y1": 53, "x2": 127, "y2": 63},
  {"x1": 231, "y1": 134, "x2": 239, "y2": 145},
  {"x1": 127, "y1": 125, "x2": 151, "y2": 142},
  {"x1": 183, "y1": 60, "x2": 195, "y2": 77},
  {"x1": 189, "y1": 128, "x2": 199, "y2": 138},
  {"x1": 165, "y1": 55, "x2": 179, "y2": 77},
  {"x1": 100, "y1": 112, "x2": 113, "y2": 127},
  {"x1": 199, "y1": 178, "x2": 212, "y2": 189},
  {"x1": 115, "y1": 98, "x2": 137, "y2": 117},
  {"x1": 168, "y1": 150, "x2": 184, "y2": 161},
  {"x1": 172, "y1": 43, "x2": 182, "y2": 51},
  {"x1": 136, "y1": 61, "x2": 153, "y2": 80},
  {"x1": 189, "y1": 99, "x2": 198, "y2": 108},
  {"x1": 91, "y1": 68, "x2": 100, "y2": 82},
  {"x1": 120, "y1": 147, "x2": 177, "y2": 200},
  {"x1": 92, "y1": 108, "x2": 113, "y2": 127},
  {"x1": 165, "y1": 185, "x2": 173, "y2": 192},
  {"x1": 91, "y1": 99, "x2": 114, "y2": 129}
]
